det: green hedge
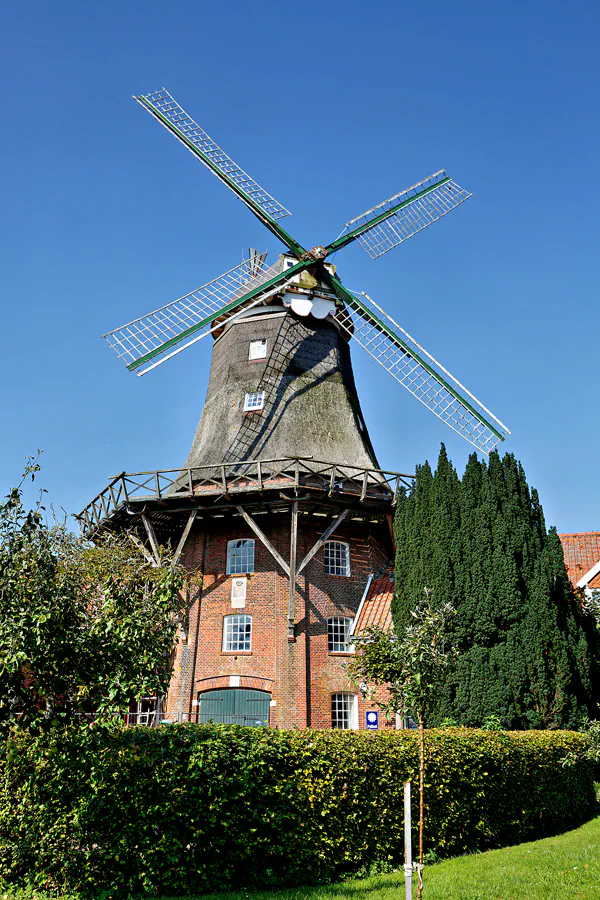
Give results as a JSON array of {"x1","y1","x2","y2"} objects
[{"x1": 0, "y1": 725, "x2": 594, "y2": 897}]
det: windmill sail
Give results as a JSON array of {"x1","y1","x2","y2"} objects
[
  {"x1": 137, "y1": 89, "x2": 292, "y2": 223},
  {"x1": 334, "y1": 291, "x2": 510, "y2": 454},
  {"x1": 102, "y1": 255, "x2": 304, "y2": 376},
  {"x1": 330, "y1": 172, "x2": 471, "y2": 259}
]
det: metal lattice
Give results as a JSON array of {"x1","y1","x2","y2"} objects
[
  {"x1": 140, "y1": 89, "x2": 291, "y2": 221},
  {"x1": 343, "y1": 172, "x2": 471, "y2": 259},
  {"x1": 334, "y1": 291, "x2": 510, "y2": 454},
  {"x1": 102, "y1": 255, "x2": 285, "y2": 375}
]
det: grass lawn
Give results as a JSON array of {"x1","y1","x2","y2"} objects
[
  {"x1": 3, "y1": 815, "x2": 599, "y2": 900},
  {"x1": 166, "y1": 813, "x2": 600, "y2": 900}
]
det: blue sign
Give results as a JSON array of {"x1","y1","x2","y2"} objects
[{"x1": 366, "y1": 710, "x2": 379, "y2": 730}]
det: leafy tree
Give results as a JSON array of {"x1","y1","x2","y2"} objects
[
  {"x1": 392, "y1": 446, "x2": 600, "y2": 729},
  {"x1": 0, "y1": 461, "x2": 188, "y2": 731},
  {"x1": 349, "y1": 590, "x2": 456, "y2": 898}
]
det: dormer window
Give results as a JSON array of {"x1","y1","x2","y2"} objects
[
  {"x1": 249, "y1": 339, "x2": 268, "y2": 361},
  {"x1": 244, "y1": 391, "x2": 265, "y2": 412}
]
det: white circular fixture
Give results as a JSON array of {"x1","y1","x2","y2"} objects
[
  {"x1": 311, "y1": 298, "x2": 335, "y2": 319},
  {"x1": 290, "y1": 296, "x2": 313, "y2": 317}
]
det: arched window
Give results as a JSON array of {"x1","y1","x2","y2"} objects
[
  {"x1": 324, "y1": 540, "x2": 350, "y2": 577},
  {"x1": 331, "y1": 693, "x2": 358, "y2": 730},
  {"x1": 222, "y1": 614, "x2": 252, "y2": 652},
  {"x1": 227, "y1": 539, "x2": 255, "y2": 574},
  {"x1": 327, "y1": 616, "x2": 353, "y2": 653}
]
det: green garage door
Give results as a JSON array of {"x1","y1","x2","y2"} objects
[{"x1": 198, "y1": 689, "x2": 270, "y2": 727}]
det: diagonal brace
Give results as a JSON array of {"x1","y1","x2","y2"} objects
[
  {"x1": 172, "y1": 509, "x2": 198, "y2": 566},
  {"x1": 236, "y1": 506, "x2": 290, "y2": 577},
  {"x1": 127, "y1": 528, "x2": 159, "y2": 568},
  {"x1": 296, "y1": 509, "x2": 350, "y2": 576},
  {"x1": 141, "y1": 513, "x2": 162, "y2": 566}
]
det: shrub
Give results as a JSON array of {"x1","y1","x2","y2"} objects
[{"x1": 0, "y1": 725, "x2": 594, "y2": 897}]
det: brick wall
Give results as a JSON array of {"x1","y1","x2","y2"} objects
[{"x1": 165, "y1": 510, "x2": 391, "y2": 730}]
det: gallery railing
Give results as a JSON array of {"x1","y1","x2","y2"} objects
[{"x1": 77, "y1": 456, "x2": 413, "y2": 533}]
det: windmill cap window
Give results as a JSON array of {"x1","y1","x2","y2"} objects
[
  {"x1": 244, "y1": 391, "x2": 265, "y2": 412},
  {"x1": 249, "y1": 339, "x2": 268, "y2": 360}
]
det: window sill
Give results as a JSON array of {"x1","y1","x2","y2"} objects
[
  {"x1": 325, "y1": 573, "x2": 351, "y2": 579},
  {"x1": 328, "y1": 651, "x2": 355, "y2": 657},
  {"x1": 220, "y1": 651, "x2": 253, "y2": 656}
]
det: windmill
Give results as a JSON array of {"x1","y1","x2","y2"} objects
[
  {"x1": 81, "y1": 89, "x2": 511, "y2": 728},
  {"x1": 103, "y1": 88, "x2": 509, "y2": 456}
]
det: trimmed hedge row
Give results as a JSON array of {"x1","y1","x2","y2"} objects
[{"x1": 0, "y1": 725, "x2": 594, "y2": 897}]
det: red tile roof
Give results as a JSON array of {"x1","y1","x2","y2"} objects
[
  {"x1": 354, "y1": 566, "x2": 394, "y2": 634},
  {"x1": 558, "y1": 532, "x2": 600, "y2": 587}
]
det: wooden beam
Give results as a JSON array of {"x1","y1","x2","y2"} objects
[
  {"x1": 173, "y1": 509, "x2": 198, "y2": 566},
  {"x1": 126, "y1": 530, "x2": 157, "y2": 567},
  {"x1": 235, "y1": 506, "x2": 290, "y2": 577},
  {"x1": 288, "y1": 501, "x2": 298, "y2": 641},
  {"x1": 296, "y1": 509, "x2": 350, "y2": 576},
  {"x1": 141, "y1": 513, "x2": 161, "y2": 566}
]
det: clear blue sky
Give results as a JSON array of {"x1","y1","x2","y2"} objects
[{"x1": 1, "y1": 1, "x2": 598, "y2": 532}]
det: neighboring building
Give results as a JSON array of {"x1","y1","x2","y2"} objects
[
  {"x1": 80, "y1": 257, "x2": 409, "y2": 731},
  {"x1": 559, "y1": 532, "x2": 600, "y2": 599}
]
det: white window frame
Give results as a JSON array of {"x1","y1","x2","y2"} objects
[
  {"x1": 324, "y1": 540, "x2": 351, "y2": 577},
  {"x1": 327, "y1": 616, "x2": 353, "y2": 653},
  {"x1": 226, "y1": 539, "x2": 255, "y2": 575},
  {"x1": 248, "y1": 339, "x2": 268, "y2": 361},
  {"x1": 222, "y1": 614, "x2": 252, "y2": 652},
  {"x1": 331, "y1": 692, "x2": 358, "y2": 730},
  {"x1": 244, "y1": 391, "x2": 265, "y2": 412}
]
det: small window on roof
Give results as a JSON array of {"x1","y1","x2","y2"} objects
[
  {"x1": 249, "y1": 339, "x2": 267, "y2": 360},
  {"x1": 244, "y1": 391, "x2": 265, "y2": 412}
]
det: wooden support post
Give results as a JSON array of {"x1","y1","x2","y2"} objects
[
  {"x1": 141, "y1": 513, "x2": 161, "y2": 566},
  {"x1": 172, "y1": 510, "x2": 198, "y2": 566},
  {"x1": 126, "y1": 530, "x2": 157, "y2": 567},
  {"x1": 296, "y1": 509, "x2": 350, "y2": 577},
  {"x1": 288, "y1": 501, "x2": 298, "y2": 641},
  {"x1": 235, "y1": 506, "x2": 290, "y2": 577},
  {"x1": 386, "y1": 512, "x2": 396, "y2": 551}
]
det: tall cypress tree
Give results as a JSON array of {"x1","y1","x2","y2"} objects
[{"x1": 392, "y1": 447, "x2": 600, "y2": 728}]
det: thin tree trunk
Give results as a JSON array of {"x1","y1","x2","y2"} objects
[{"x1": 418, "y1": 713, "x2": 424, "y2": 899}]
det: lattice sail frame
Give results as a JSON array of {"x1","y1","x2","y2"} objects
[
  {"x1": 334, "y1": 291, "x2": 510, "y2": 454},
  {"x1": 341, "y1": 171, "x2": 472, "y2": 259},
  {"x1": 102, "y1": 255, "x2": 289, "y2": 376},
  {"x1": 139, "y1": 89, "x2": 292, "y2": 222}
]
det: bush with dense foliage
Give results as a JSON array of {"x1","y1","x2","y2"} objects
[
  {"x1": 393, "y1": 446, "x2": 600, "y2": 729},
  {"x1": 0, "y1": 463, "x2": 188, "y2": 729},
  {"x1": 0, "y1": 724, "x2": 593, "y2": 897}
]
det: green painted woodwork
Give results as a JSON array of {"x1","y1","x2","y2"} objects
[
  {"x1": 137, "y1": 96, "x2": 307, "y2": 260},
  {"x1": 324, "y1": 177, "x2": 452, "y2": 255},
  {"x1": 198, "y1": 688, "x2": 271, "y2": 727},
  {"x1": 127, "y1": 257, "x2": 314, "y2": 371}
]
